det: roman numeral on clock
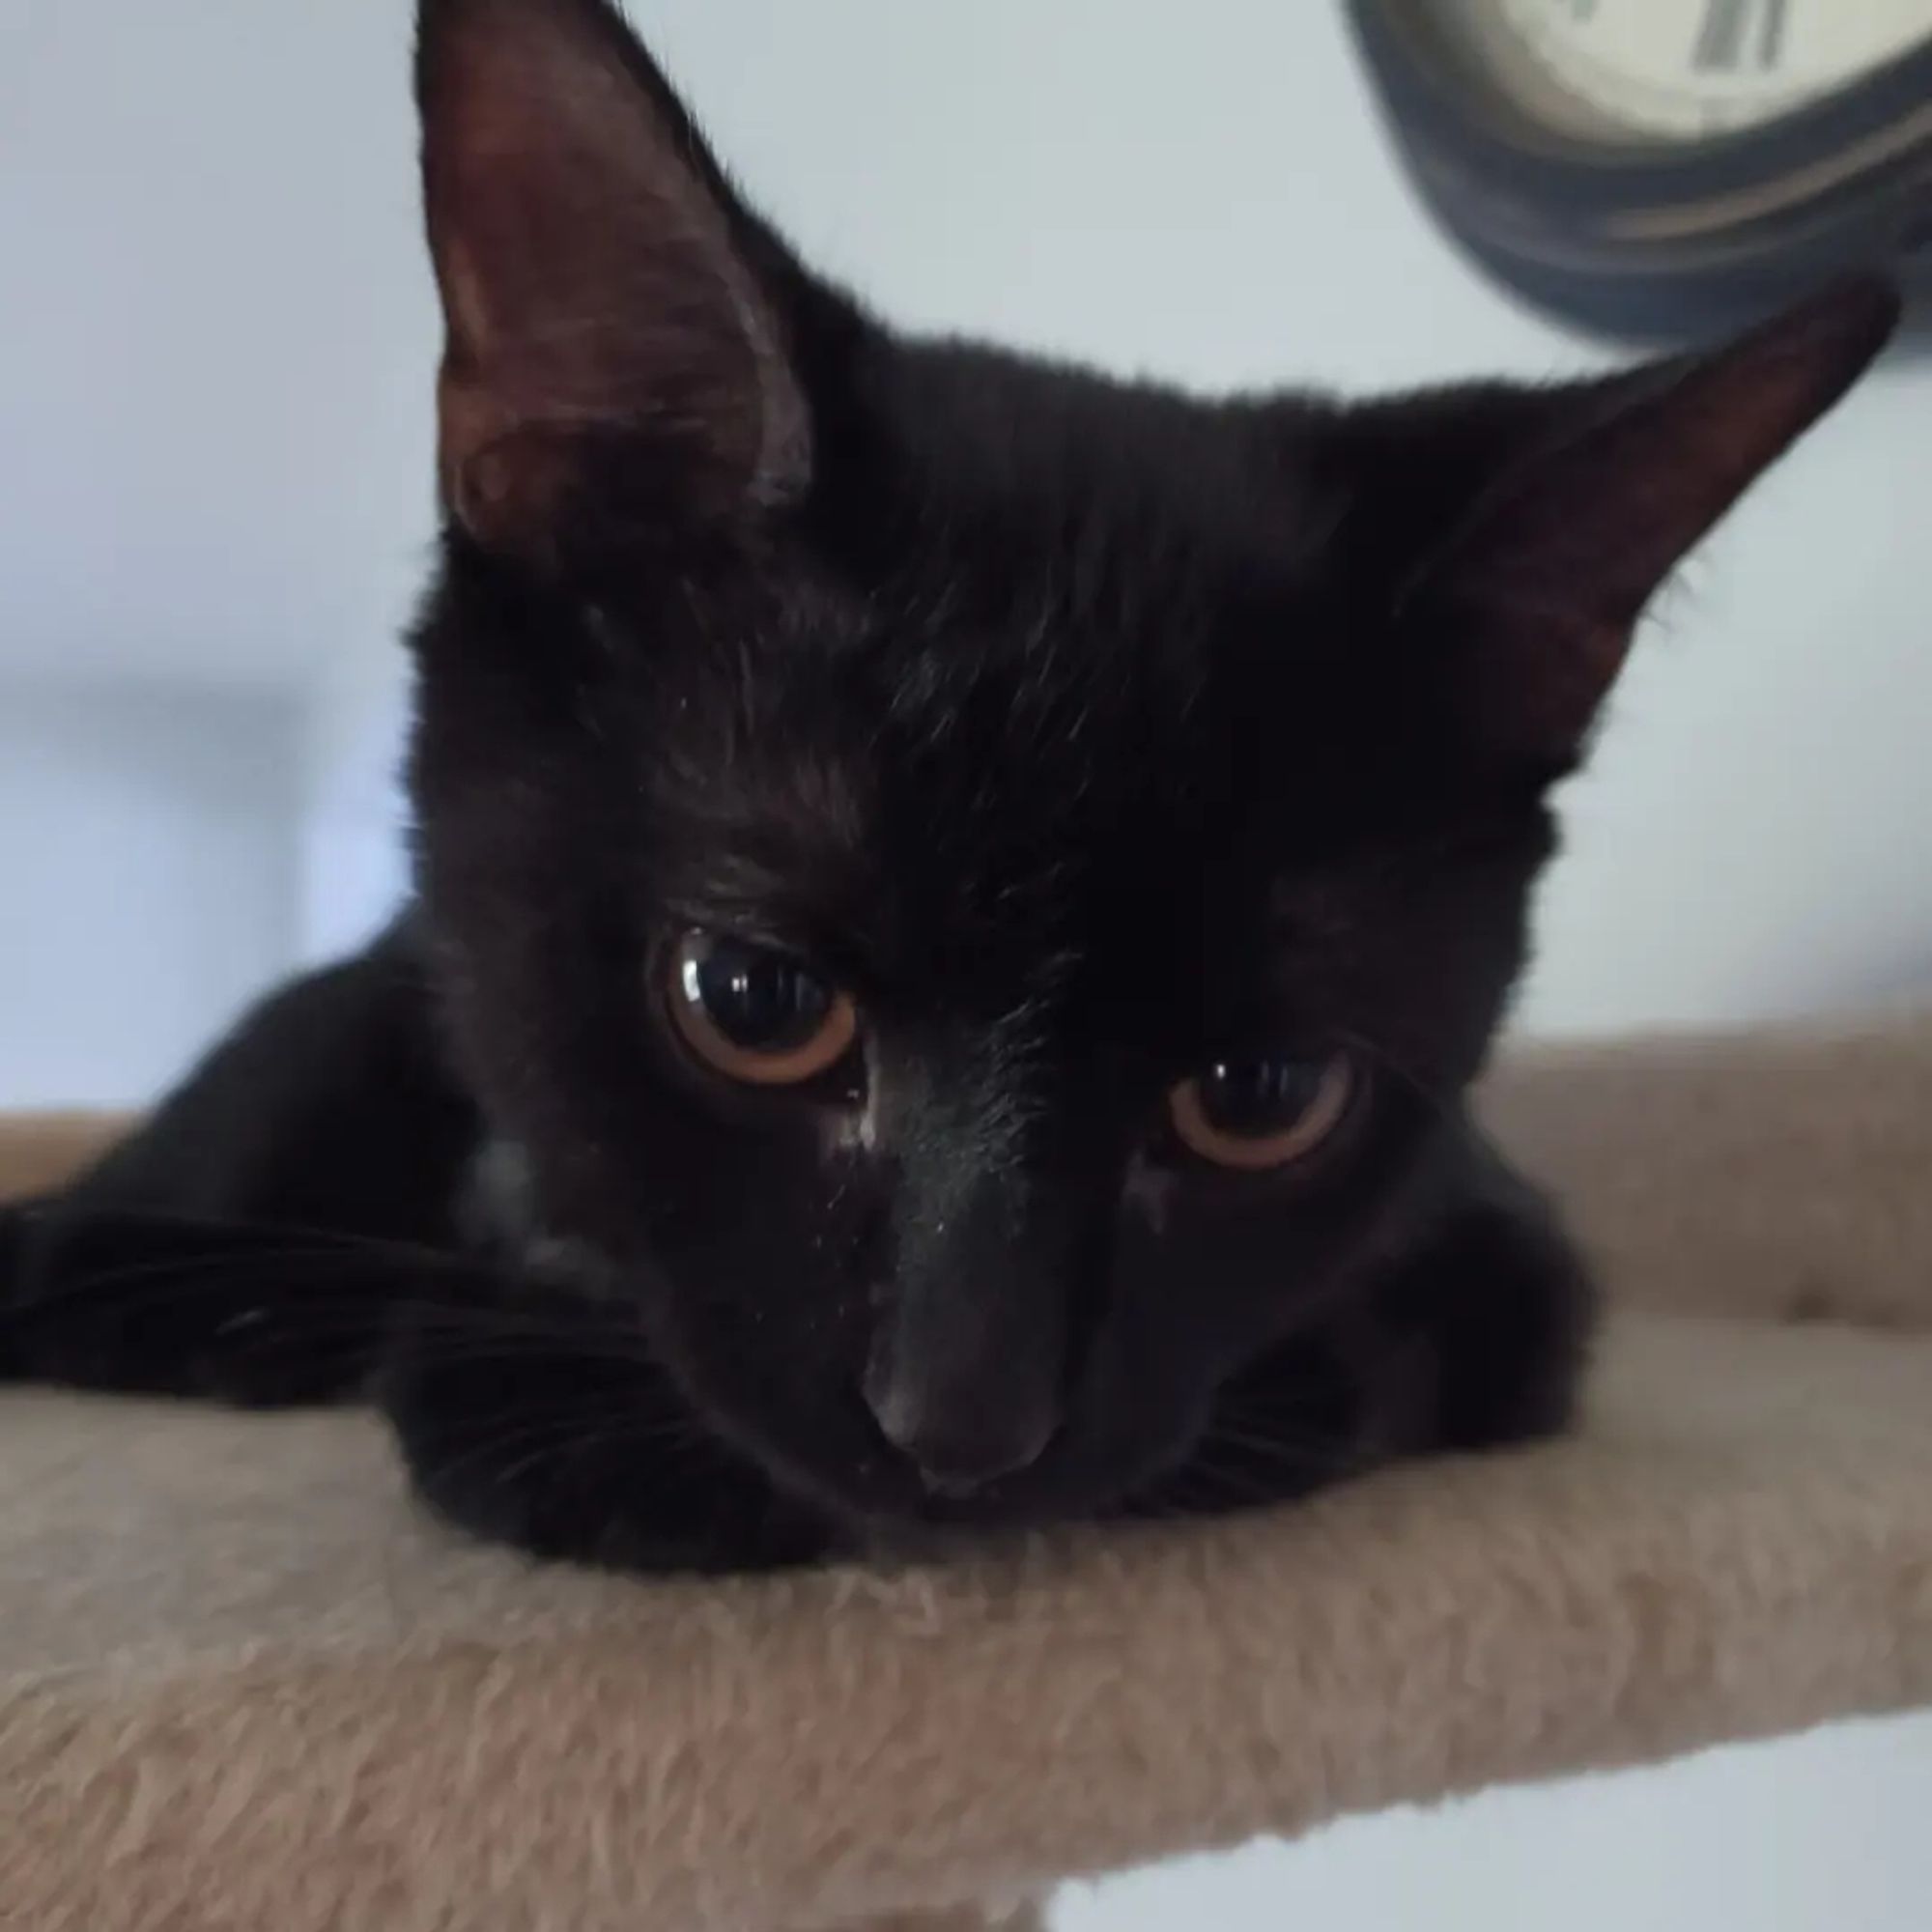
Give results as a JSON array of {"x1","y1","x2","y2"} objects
[{"x1": 1693, "y1": 0, "x2": 1790, "y2": 73}]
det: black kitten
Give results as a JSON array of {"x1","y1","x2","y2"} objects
[{"x1": 1, "y1": 0, "x2": 1896, "y2": 1574}]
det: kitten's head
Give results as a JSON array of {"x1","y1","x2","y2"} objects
[{"x1": 406, "y1": 0, "x2": 1895, "y2": 1531}]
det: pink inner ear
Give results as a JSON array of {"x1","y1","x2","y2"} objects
[{"x1": 419, "y1": 0, "x2": 808, "y2": 550}]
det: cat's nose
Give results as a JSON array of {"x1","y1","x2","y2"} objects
[
  {"x1": 864, "y1": 1350, "x2": 1056, "y2": 1496},
  {"x1": 866, "y1": 1376, "x2": 1055, "y2": 1495},
  {"x1": 867, "y1": 1146, "x2": 1067, "y2": 1496}
]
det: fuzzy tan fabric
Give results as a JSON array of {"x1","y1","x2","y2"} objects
[
  {"x1": 1, "y1": 1013, "x2": 1928, "y2": 1932},
  {"x1": 1483, "y1": 1008, "x2": 1932, "y2": 1332},
  {"x1": 0, "y1": 1112, "x2": 125, "y2": 1205}
]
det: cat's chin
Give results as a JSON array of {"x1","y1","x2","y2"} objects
[
  {"x1": 719, "y1": 1358, "x2": 1367, "y2": 1549},
  {"x1": 819, "y1": 1446, "x2": 1258, "y2": 1558},
  {"x1": 830, "y1": 1489, "x2": 1138, "y2": 1564},
  {"x1": 726, "y1": 1412, "x2": 1207, "y2": 1549},
  {"x1": 643, "y1": 1287, "x2": 1301, "y2": 1547}
]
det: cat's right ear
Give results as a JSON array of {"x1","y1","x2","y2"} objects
[
  {"x1": 1301, "y1": 278, "x2": 1897, "y2": 773},
  {"x1": 416, "y1": 0, "x2": 813, "y2": 558}
]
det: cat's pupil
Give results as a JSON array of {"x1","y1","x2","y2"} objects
[
  {"x1": 1198, "y1": 1058, "x2": 1321, "y2": 1137},
  {"x1": 691, "y1": 941, "x2": 832, "y2": 1053}
]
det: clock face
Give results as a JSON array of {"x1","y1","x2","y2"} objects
[{"x1": 1476, "y1": 0, "x2": 1932, "y2": 141}]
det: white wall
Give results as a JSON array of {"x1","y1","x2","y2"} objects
[
  {"x1": 1064, "y1": 1714, "x2": 1932, "y2": 1932},
  {"x1": 299, "y1": 659, "x2": 413, "y2": 963},
  {"x1": 0, "y1": 681, "x2": 300, "y2": 1108},
  {"x1": 1, "y1": 0, "x2": 438, "y2": 695}
]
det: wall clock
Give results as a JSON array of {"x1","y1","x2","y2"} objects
[{"x1": 1347, "y1": 1, "x2": 1932, "y2": 338}]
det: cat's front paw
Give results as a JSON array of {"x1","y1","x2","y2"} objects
[
  {"x1": 377, "y1": 1310, "x2": 837, "y2": 1576},
  {"x1": 0, "y1": 1208, "x2": 387, "y2": 1406},
  {"x1": 1376, "y1": 1172, "x2": 1597, "y2": 1456}
]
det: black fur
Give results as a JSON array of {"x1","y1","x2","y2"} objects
[{"x1": 0, "y1": 0, "x2": 1895, "y2": 1573}]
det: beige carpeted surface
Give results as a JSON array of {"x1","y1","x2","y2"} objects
[{"x1": 3, "y1": 1014, "x2": 1929, "y2": 1932}]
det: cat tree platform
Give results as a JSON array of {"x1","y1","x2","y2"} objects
[{"x1": 4, "y1": 1014, "x2": 1929, "y2": 1931}]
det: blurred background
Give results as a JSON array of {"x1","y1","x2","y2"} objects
[{"x1": 3, "y1": 3, "x2": 1928, "y2": 1924}]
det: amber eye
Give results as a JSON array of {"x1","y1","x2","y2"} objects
[
  {"x1": 1168, "y1": 1052, "x2": 1355, "y2": 1172},
  {"x1": 668, "y1": 933, "x2": 860, "y2": 1088}
]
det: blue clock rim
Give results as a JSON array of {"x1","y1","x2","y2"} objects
[{"x1": 1346, "y1": 2, "x2": 1932, "y2": 336}]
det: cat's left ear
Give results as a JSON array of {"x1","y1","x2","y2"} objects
[
  {"x1": 1398, "y1": 277, "x2": 1900, "y2": 768},
  {"x1": 415, "y1": 0, "x2": 820, "y2": 557}
]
